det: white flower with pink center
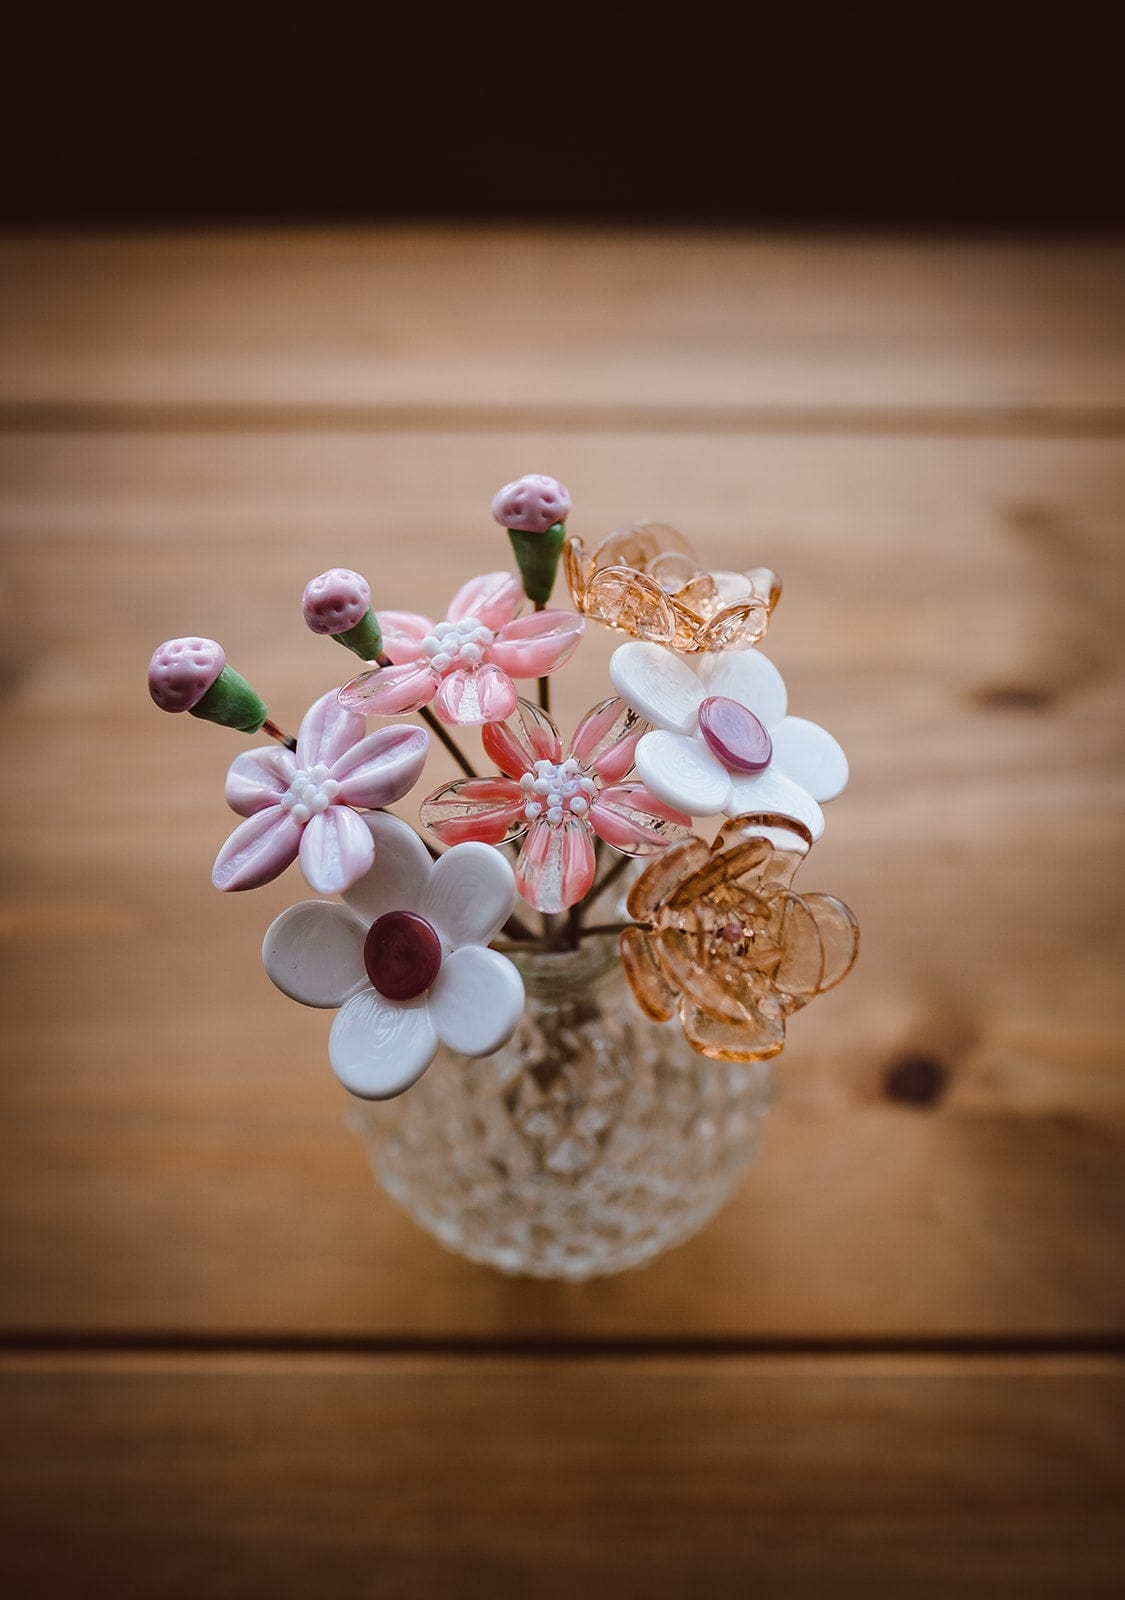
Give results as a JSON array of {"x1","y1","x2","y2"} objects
[
  {"x1": 212, "y1": 688, "x2": 428, "y2": 894},
  {"x1": 610, "y1": 641, "x2": 848, "y2": 840},
  {"x1": 262, "y1": 812, "x2": 524, "y2": 1099},
  {"x1": 336, "y1": 571, "x2": 584, "y2": 726},
  {"x1": 420, "y1": 697, "x2": 693, "y2": 914}
]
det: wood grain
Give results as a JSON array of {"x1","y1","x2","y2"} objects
[
  {"x1": 1, "y1": 428, "x2": 1122, "y2": 1339},
  {"x1": 1, "y1": 1353, "x2": 1122, "y2": 1599}
]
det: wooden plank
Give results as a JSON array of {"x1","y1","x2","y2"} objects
[
  {"x1": 1, "y1": 429, "x2": 1122, "y2": 1338},
  {"x1": 0, "y1": 1353, "x2": 1121, "y2": 1598},
  {"x1": 1, "y1": 231, "x2": 1123, "y2": 416}
]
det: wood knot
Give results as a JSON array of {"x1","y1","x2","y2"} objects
[
  {"x1": 969, "y1": 683, "x2": 1057, "y2": 713},
  {"x1": 882, "y1": 1052, "x2": 950, "y2": 1108}
]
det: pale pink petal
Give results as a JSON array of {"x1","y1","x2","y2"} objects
[
  {"x1": 481, "y1": 698, "x2": 562, "y2": 778},
  {"x1": 330, "y1": 724, "x2": 429, "y2": 808},
  {"x1": 336, "y1": 660, "x2": 438, "y2": 717},
  {"x1": 224, "y1": 746, "x2": 297, "y2": 817},
  {"x1": 422, "y1": 840, "x2": 519, "y2": 945},
  {"x1": 420, "y1": 777, "x2": 528, "y2": 846},
  {"x1": 211, "y1": 807, "x2": 303, "y2": 892},
  {"x1": 433, "y1": 663, "x2": 518, "y2": 726},
  {"x1": 446, "y1": 571, "x2": 523, "y2": 630},
  {"x1": 376, "y1": 610, "x2": 434, "y2": 665},
  {"x1": 769, "y1": 716, "x2": 849, "y2": 802},
  {"x1": 428, "y1": 946, "x2": 525, "y2": 1056},
  {"x1": 569, "y1": 696, "x2": 648, "y2": 783},
  {"x1": 329, "y1": 988, "x2": 437, "y2": 1099},
  {"x1": 515, "y1": 816, "x2": 596, "y2": 913},
  {"x1": 342, "y1": 811, "x2": 433, "y2": 925},
  {"x1": 262, "y1": 900, "x2": 367, "y2": 1007},
  {"x1": 297, "y1": 687, "x2": 366, "y2": 768},
  {"x1": 490, "y1": 610, "x2": 584, "y2": 678},
  {"x1": 589, "y1": 784, "x2": 694, "y2": 855},
  {"x1": 298, "y1": 805, "x2": 377, "y2": 895}
]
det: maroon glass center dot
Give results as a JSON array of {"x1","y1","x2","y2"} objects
[
  {"x1": 698, "y1": 696, "x2": 772, "y2": 773},
  {"x1": 364, "y1": 911, "x2": 443, "y2": 1001}
]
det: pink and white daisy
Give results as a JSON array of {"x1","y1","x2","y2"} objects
[
  {"x1": 336, "y1": 571, "x2": 584, "y2": 726},
  {"x1": 262, "y1": 812, "x2": 525, "y2": 1099},
  {"x1": 212, "y1": 688, "x2": 428, "y2": 895},
  {"x1": 420, "y1": 697, "x2": 693, "y2": 914}
]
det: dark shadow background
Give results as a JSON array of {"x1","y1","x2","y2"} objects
[{"x1": 1, "y1": 3, "x2": 1120, "y2": 230}]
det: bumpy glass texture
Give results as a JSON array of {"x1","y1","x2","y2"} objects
[
  {"x1": 564, "y1": 522, "x2": 781, "y2": 652},
  {"x1": 350, "y1": 942, "x2": 775, "y2": 1279}
]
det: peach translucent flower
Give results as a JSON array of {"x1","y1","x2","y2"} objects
[
  {"x1": 337, "y1": 571, "x2": 583, "y2": 726},
  {"x1": 564, "y1": 522, "x2": 780, "y2": 653},
  {"x1": 620, "y1": 815, "x2": 859, "y2": 1061}
]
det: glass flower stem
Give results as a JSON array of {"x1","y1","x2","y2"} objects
[
  {"x1": 416, "y1": 704, "x2": 479, "y2": 779},
  {"x1": 534, "y1": 601, "x2": 551, "y2": 715},
  {"x1": 262, "y1": 717, "x2": 298, "y2": 753},
  {"x1": 584, "y1": 850, "x2": 633, "y2": 912},
  {"x1": 575, "y1": 921, "x2": 648, "y2": 940}
]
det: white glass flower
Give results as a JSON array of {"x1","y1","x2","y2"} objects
[
  {"x1": 609, "y1": 640, "x2": 848, "y2": 839},
  {"x1": 262, "y1": 811, "x2": 525, "y2": 1099}
]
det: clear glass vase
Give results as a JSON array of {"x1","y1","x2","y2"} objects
[{"x1": 350, "y1": 936, "x2": 776, "y2": 1280}]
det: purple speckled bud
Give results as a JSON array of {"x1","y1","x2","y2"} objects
[
  {"x1": 148, "y1": 637, "x2": 226, "y2": 713},
  {"x1": 491, "y1": 474, "x2": 572, "y2": 535},
  {"x1": 302, "y1": 568, "x2": 372, "y2": 636}
]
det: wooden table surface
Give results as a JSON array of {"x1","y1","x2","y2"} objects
[{"x1": 0, "y1": 230, "x2": 1122, "y2": 1597}]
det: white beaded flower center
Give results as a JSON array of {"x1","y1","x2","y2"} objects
[
  {"x1": 278, "y1": 762, "x2": 341, "y2": 824},
  {"x1": 419, "y1": 615, "x2": 494, "y2": 675},
  {"x1": 518, "y1": 757, "x2": 597, "y2": 826}
]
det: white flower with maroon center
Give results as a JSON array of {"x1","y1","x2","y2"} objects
[
  {"x1": 610, "y1": 641, "x2": 848, "y2": 840},
  {"x1": 262, "y1": 812, "x2": 524, "y2": 1099}
]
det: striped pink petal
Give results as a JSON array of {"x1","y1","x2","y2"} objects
[
  {"x1": 212, "y1": 807, "x2": 303, "y2": 892},
  {"x1": 298, "y1": 804, "x2": 377, "y2": 895},
  {"x1": 481, "y1": 698, "x2": 562, "y2": 778},
  {"x1": 515, "y1": 815, "x2": 596, "y2": 913},
  {"x1": 490, "y1": 610, "x2": 584, "y2": 678},
  {"x1": 446, "y1": 572, "x2": 524, "y2": 631},
  {"x1": 569, "y1": 696, "x2": 648, "y2": 784},
  {"x1": 433, "y1": 663, "x2": 518, "y2": 726},
  {"x1": 420, "y1": 776, "x2": 528, "y2": 846},
  {"x1": 589, "y1": 784, "x2": 694, "y2": 855},
  {"x1": 330, "y1": 724, "x2": 429, "y2": 808},
  {"x1": 224, "y1": 745, "x2": 297, "y2": 817},
  {"x1": 337, "y1": 660, "x2": 438, "y2": 717},
  {"x1": 377, "y1": 611, "x2": 434, "y2": 665},
  {"x1": 297, "y1": 688, "x2": 366, "y2": 768}
]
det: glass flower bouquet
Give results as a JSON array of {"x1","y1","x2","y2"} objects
[{"x1": 148, "y1": 476, "x2": 858, "y2": 1278}]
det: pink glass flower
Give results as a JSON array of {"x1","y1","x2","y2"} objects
[
  {"x1": 212, "y1": 688, "x2": 429, "y2": 895},
  {"x1": 336, "y1": 571, "x2": 584, "y2": 726},
  {"x1": 420, "y1": 697, "x2": 693, "y2": 914}
]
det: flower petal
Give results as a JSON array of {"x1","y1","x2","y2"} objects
[
  {"x1": 377, "y1": 610, "x2": 434, "y2": 665},
  {"x1": 329, "y1": 988, "x2": 437, "y2": 1099},
  {"x1": 422, "y1": 840, "x2": 518, "y2": 945},
  {"x1": 626, "y1": 838, "x2": 710, "y2": 923},
  {"x1": 698, "y1": 649, "x2": 787, "y2": 730},
  {"x1": 635, "y1": 729, "x2": 732, "y2": 816},
  {"x1": 589, "y1": 784, "x2": 694, "y2": 855},
  {"x1": 446, "y1": 571, "x2": 523, "y2": 631},
  {"x1": 769, "y1": 716, "x2": 849, "y2": 803},
  {"x1": 515, "y1": 815, "x2": 596, "y2": 913},
  {"x1": 725, "y1": 768, "x2": 825, "y2": 840},
  {"x1": 224, "y1": 746, "x2": 296, "y2": 817},
  {"x1": 679, "y1": 996, "x2": 786, "y2": 1062},
  {"x1": 298, "y1": 804, "x2": 377, "y2": 895},
  {"x1": 620, "y1": 926, "x2": 678, "y2": 1021},
  {"x1": 428, "y1": 945, "x2": 525, "y2": 1056},
  {"x1": 490, "y1": 610, "x2": 585, "y2": 678},
  {"x1": 211, "y1": 807, "x2": 303, "y2": 892},
  {"x1": 337, "y1": 660, "x2": 438, "y2": 717},
  {"x1": 420, "y1": 777, "x2": 528, "y2": 846},
  {"x1": 342, "y1": 810, "x2": 432, "y2": 923},
  {"x1": 330, "y1": 724, "x2": 429, "y2": 808},
  {"x1": 296, "y1": 688, "x2": 366, "y2": 769},
  {"x1": 481, "y1": 698, "x2": 562, "y2": 778},
  {"x1": 609, "y1": 640, "x2": 702, "y2": 734},
  {"x1": 433, "y1": 663, "x2": 518, "y2": 725},
  {"x1": 569, "y1": 696, "x2": 648, "y2": 783},
  {"x1": 804, "y1": 893, "x2": 860, "y2": 992},
  {"x1": 262, "y1": 900, "x2": 366, "y2": 1007}
]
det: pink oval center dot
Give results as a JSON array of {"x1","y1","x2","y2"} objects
[
  {"x1": 698, "y1": 696, "x2": 773, "y2": 773},
  {"x1": 364, "y1": 911, "x2": 443, "y2": 1001}
]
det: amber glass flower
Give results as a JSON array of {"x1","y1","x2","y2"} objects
[
  {"x1": 564, "y1": 522, "x2": 781, "y2": 652},
  {"x1": 620, "y1": 815, "x2": 858, "y2": 1061}
]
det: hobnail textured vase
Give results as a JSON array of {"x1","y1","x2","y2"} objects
[{"x1": 350, "y1": 938, "x2": 775, "y2": 1280}]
